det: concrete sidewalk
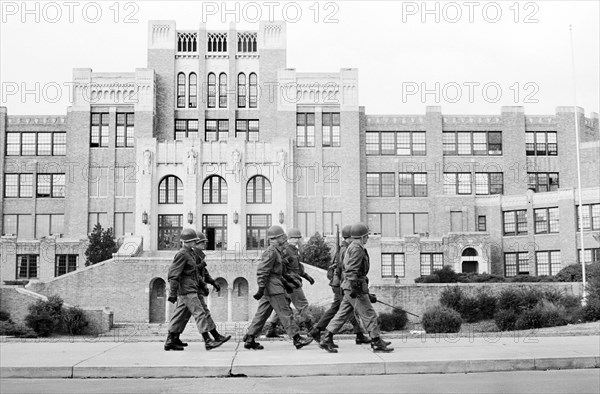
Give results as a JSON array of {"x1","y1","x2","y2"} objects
[{"x1": 1, "y1": 336, "x2": 598, "y2": 378}]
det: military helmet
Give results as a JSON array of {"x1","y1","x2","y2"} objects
[
  {"x1": 351, "y1": 222, "x2": 369, "y2": 238},
  {"x1": 267, "y1": 225, "x2": 286, "y2": 239},
  {"x1": 341, "y1": 225, "x2": 352, "y2": 238},
  {"x1": 287, "y1": 228, "x2": 302, "y2": 239},
  {"x1": 196, "y1": 232, "x2": 208, "y2": 243},
  {"x1": 180, "y1": 228, "x2": 199, "y2": 242}
]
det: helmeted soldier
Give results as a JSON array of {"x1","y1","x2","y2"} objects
[
  {"x1": 320, "y1": 222, "x2": 394, "y2": 353},
  {"x1": 243, "y1": 225, "x2": 314, "y2": 350},
  {"x1": 309, "y1": 225, "x2": 371, "y2": 345},
  {"x1": 164, "y1": 229, "x2": 230, "y2": 351},
  {"x1": 264, "y1": 228, "x2": 315, "y2": 338}
]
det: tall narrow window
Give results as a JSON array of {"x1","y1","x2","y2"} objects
[
  {"x1": 219, "y1": 73, "x2": 227, "y2": 108},
  {"x1": 202, "y1": 176, "x2": 227, "y2": 204},
  {"x1": 159, "y1": 176, "x2": 183, "y2": 204},
  {"x1": 246, "y1": 214, "x2": 271, "y2": 250},
  {"x1": 246, "y1": 175, "x2": 271, "y2": 204},
  {"x1": 188, "y1": 73, "x2": 197, "y2": 108},
  {"x1": 177, "y1": 72, "x2": 186, "y2": 108},
  {"x1": 207, "y1": 73, "x2": 216, "y2": 108},
  {"x1": 116, "y1": 113, "x2": 134, "y2": 147},
  {"x1": 296, "y1": 113, "x2": 315, "y2": 147},
  {"x1": 249, "y1": 73, "x2": 258, "y2": 108},
  {"x1": 90, "y1": 113, "x2": 109, "y2": 147},
  {"x1": 322, "y1": 113, "x2": 340, "y2": 147},
  {"x1": 237, "y1": 73, "x2": 246, "y2": 108}
]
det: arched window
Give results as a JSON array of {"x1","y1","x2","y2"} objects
[
  {"x1": 207, "y1": 73, "x2": 216, "y2": 108},
  {"x1": 159, "y1": 176, "x2": 183, "y2": 204},
  {"x1": 237, "y1": 73, "x2": 246, "y2": 108},
  {"x1": 188, "y1": 73, "x2": 197, "y2": 108},
  {"x1": 249, "y1": 73, "x2": 257, "y2": 108},
  {"x1": 246, "y1": 175, "x2": 271, "y2": 204},
  {"x1": 177, "y1": 73, "x2": 186, "y2": 108},
  {"x1": 202, "y1": 175, "x2": 227, "y2": 204},
  {"x1": 219, "y1": 73, "x2": 227, "y2": 108}
]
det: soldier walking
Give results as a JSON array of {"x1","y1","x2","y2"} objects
[
  {"x1": 319, "y1": 223, "x2": 394, "y2": 353},
  {"x1": 164, "y1": 229, "x2": 230, "y2": 351},
  {"x1": 309, "y1": 225, "x2": 371, "y2": 345},
  {"x1": 265, "y1": 228, "x2": 315, "y2": 338},
  {"x1": 243, "y1": 225, "x2": 314, "y2": 350}
]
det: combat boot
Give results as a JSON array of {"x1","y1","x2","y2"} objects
[
  {"x1": 319, "y1": 330, "x2": 338, "y2": 353},
  {"x1": 244, "y1": 335, "x2": 264, "y2": 350},
  {"x1": 371, "y1": 337, "x2": 394, "y2": 353},
  {"x1": 265, "y1": 323, "x2": 282, "y2": 338},
  {"x1": 355, "y1": 332, "x2": 372, "y2": 345},
  {"x1": 173, "y1": 333, "x2": 188, "y2": 347},
  {"x1": 206, "y1": 332, "x2": 231, "y2": 350},
  {"x1": 292, "y1": 334, "x2": 313, "y2": 349},
  {"x1": 309, "y1": 327, "x2": 322, "y2": 342},
  {"x1": 164, "y1": 332, "x2": 185, "y2": 351}
]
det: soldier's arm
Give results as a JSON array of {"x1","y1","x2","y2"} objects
[
  {"x1": 343, "y1": 245, "x2": 363, "y2": 283},
  {"x1": 256, "y1": 249, "x2": 276, "y2": 288},
  {"x1": 167, "y1": 252, "x2": 186, "y2": 296}
]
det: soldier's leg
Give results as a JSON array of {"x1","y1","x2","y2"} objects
[
  {"x1": 246, "y1": 297, "x2": 274, "y2": 337},
  {"x1": 180, "y1": 293, "x2": 216, "y2": 334},
  {"x1": 325, "y1": 292, "x2": 356, "y2": 335},
  {"x1": 197, "y1": 295, "x2": 217, "y2": 333},
  {"x1": 268, "y1": 294, "x2": 300, "y2": 338},
  {"x1": 168, "y1": 299, "x2": 192, "y2": 334},
  {"x1": 351, "y1": 293, "x2": 381, "y2": 339},
  {"x1": 315, "y1": 286, "x2": 343, "y2": 331},
  {"x1": 289, "y1": 287, "x2": 311, "y2": 327}
]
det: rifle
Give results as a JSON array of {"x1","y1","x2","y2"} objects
[{"x1": 376, "y1": 299, "x2": 420, "y2": 318}]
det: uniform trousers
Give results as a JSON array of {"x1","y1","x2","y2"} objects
[
  {"x1": 325, "y1": 290, "x2": 380, "y2": 338},
  {"x1": 168, "y1": 293, "x2": 216, "y2": 334},
  {"x1": 315, "y1": 286, "x2": 363, "y2": 333},
  {"x1": 247, "y1": 293, "x2": 300, "y2": 337},
  {"x1": 266, "y1": 287, "x2": 311, "y2": 326}
]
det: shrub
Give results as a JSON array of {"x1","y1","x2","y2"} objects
[
  {"x1": 421, "y1": 306, "x2": 462, "y2": 333},
  {"x1": 555, "y1": 262, "x2": 600, "y2": 283},
  {"x1": 458, "y1": 273, "x2": 505, "y2": 283},
  {"x1": 583, "y1": 296, "x2": 600, "y2": 322},
  {"x1": 439, "y1": 287, "x2": 464, "y2": 311},
  {"x1": 0, "y1": 310, "x2": 11, "y2": 321},
  {"x1": 514, "y1": 302, "x2": 567, "y2": 330},
  {"x1": 458, "y1": 296, "x2": 480, "y2": 323},
  {"x1": 494, "y1": 309, "x2": 518, "y2": 331},
  {"x1": 496, "y1": 288, "x2": 523, "y2": 313},
  {"x1": 378, "y1": 309, "x2": 408, "y2": 331},
  {"x1": 85, "y1": 224, "x2": 118, "y2": 266},
  {"x1": 0, "y1": 320, "x2": 15, "y2": 335},
  {"x1": 415, "y1": 273, "x2": 440, "y2": 283},
  {"x1": 474, "y1": 289, "x2": 497, "y2": 320},
  {"x1": 435, "y1": 266, "x2": 460, "y2": 283},
  {"x1": 24, "y1": 295, "x2": 64, "y2": 337},
  {"x1": 62, "y1": 307, "x2": 89, "y2": 335},
  {"x1": 508, "y1": 275, "x2": 556, "y2": 283},
  {"x1": 299, "y1": 232, "x2": 332, "y2": 270}
]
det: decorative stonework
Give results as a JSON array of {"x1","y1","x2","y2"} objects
[
  {"x1": 7, "y1": 116, "x2": 66, "y2": 124},
  {"x1": 443, "y1": 116, "x2": 502, "y2": 124}
]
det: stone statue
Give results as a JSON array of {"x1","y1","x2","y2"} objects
[
  {"x1": 187, "y1": 149, "x2": 197, "y2": 174},
  {"x1": 232, "y1": 149, "x2": 241, "y2": 165},
  {"x1": 143, "y1": 149, "x2": 152, "y2": 174}
]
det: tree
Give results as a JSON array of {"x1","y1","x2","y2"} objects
[
  {"x1": 85, "y1": 223, "x2": 118, "y2": 266},
  {"x1": 299, "y1": 232, "x2": 332, "y2": 270}
]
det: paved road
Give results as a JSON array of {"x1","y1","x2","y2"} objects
[{"x1": 1, "y1": 370, "x2": 599, "y2": 393}]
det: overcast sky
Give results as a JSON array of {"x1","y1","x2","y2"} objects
[{"x1": 1, "y1": 0, "x2": 598, "y2": 116}]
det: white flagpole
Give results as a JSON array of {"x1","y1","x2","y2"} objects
[{"x1": 569, "y1": 25, "x2": 587, "y2": 305}]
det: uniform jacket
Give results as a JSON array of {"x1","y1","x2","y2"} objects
[
  {"x1": 330, "y1": 239, "x2": 350, "y2": 287},
  {"x1": 283, "y1": 243, "x2": 309, "y2": 287},
  {"x1": 168, "y1": 247, "x2": 200, "y2": 297},
  {"x1": 256, "y1": 244, "x2": 287, "y2": 295},
  {"x1": 192, "y1": 248, "x2": 216, "y2": 296},
  {"x1": 341, "y1": 240, "x2": 370, "y2": 294}
]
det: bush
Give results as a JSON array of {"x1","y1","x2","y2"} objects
[
  {"x1": 299, "y1": 232, "x2": 332, "y2": 270},
  {"x1": 0, "y1": 310, "x2": 11, "y2": 321},
  {"x1": 62, "y1": 307, "x2": 89, "y2": 335},
  {"x1": 583, "y1": 296, "x2": 600, "y2": 322},
  {"x1": 435, "y1": 266, "x2": 460, "y2": 283},
  {"x1": 0, "y1": 321, "x2": 37, "y2": 338},
  {"x1": 458, "y1": 296, "x2": 481, "y2": 323},
  {"x1": 85, "y1": 224, "x2": 118, "y2": 266},
  {"x1": 555, "y1": 262, "x2": 600, "y2": 283},
  {"x1": 0, "y1": 320, "x2": 15, "y2": 335},
  {"x1": 378, "y1": 309, "x2": 408, "y2": 331},
  {"x1": 24, "y1": 295, "x2": 64, "y2": 337},
  {"x1": 514, "y1": 302, "x2": 567, "y2": 330},
  {"x1": 474, "y1": 289, "x2": 497, "y2": 320},
  {"x1": 439, "y1": 287, "x2": 464, "y2": 311},
  {"x1": 458, "y1": 273, "x2": 505, "y2": 283},
  {"x1": 421, "y1": 306, "x2": 462, "y2": 333},
  {"x1": 494, "y1": 309, "x2": 518, "y2": 331},
  {"x1": 508, "y1": 275, "x2": 556, "y2": 283},
  {"x1": 496, "y1": 287, "x2": 543, "y2": 313}
]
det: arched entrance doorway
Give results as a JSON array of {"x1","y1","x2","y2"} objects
[
  {"x1": 461, "y1": 248, "x2": 479, "y2": 273},
  {"x1": 232, "y1": 277, "x2": 249, "y2": 321},
  {"x1": 149, "y1": 278, "x2": 166, "y2": 323}
]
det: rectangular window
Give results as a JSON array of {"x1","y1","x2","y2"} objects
[
  {"x1": 365, "y1": 131, "x2": 426, "y2": 155},
  {"x1": 35, "y1": 214, "x2": 64, "y2": 237},
  {"x1": 88, "y1": 167, "x2": 108, "y2": 198},
  {"x1": 88, "y1": 212, "x2": 108, "y2": 233},
  {"x1": 6, "y1": 133, "x2": 20, "y2": 155},
  {"x1": 366, "y1": 173, "x2": 395, "y2": 197},
  {"x1": 398, "y1": 173, "x2": 427, "y2": 197},
  {"x1": 53, "y1": 133, "x2": 66, "y2": 155},
  {"x1": 443, "y1": 131, "x2": 502, "y2": 155},
  {"x1": 526, "y1": 131, "x2": 557, "y2": 156},
  {"x1": 534, "y1": 207, "x2": 559, "y2": 234},
  {"x1": 55, "y1": 254, "x2": 78, "y2": 277},
  {"x1": 536, "y1": 250, "x2": 561, "y2": 276},
  {"x1": 4, "y1": 174, "x2": 33, "y2": 198},
  {"x1": 174, "y1": 119, "x2": 199, "y2": 140},
  {"x1": 114, "y1": 166, "x2": 136, "y2": 198},
  {"x1": 527, "y1": 172, "x2": 559, "y2": 192},
  {"x1": 578, "y1": 248, "x2": 600, "y2": 264},
  {"x1": 381, "y1": 253, "x2": 405, "y2": 278},
  {"x1": 367, "y1": 213, "x2": 396, "y2": 237},
  {"x1": 36, "y1": 174, "x2": 65, "y2": 198},
  {"x1": 296, "y1": 113, "x2": 315, "y2": 147},
  {"x1": 443, "y1": 173, "x2": 472, "y2": 195},
  {"x1": 91, "y1": 113, "x2": 109, "y2": 147},
  {"x1": 400, "y1": 213, "x2": 429, "y2": 236},
  {"x1": 504, "y1": 252, "x2": 530, "y2": 277},
  {"x1": 503, "y1": 210, "x2": 528, "y2": 236},
  {"x1": 114, "y1": 212, "x2": 134, "y2": 237},
  {"x1": 116, "y1": 113, "x2": 135, "y2": 147},
  {"x1": 323, "y1": 166, "x2": 341, "y2": 197},
  {"x1": 236, "y1": 119, "x2": 259, "y2": 141},
  {"x1": 577, "y1": 203, "x2": 600, "y2": 231},
  {"x1": 475, "y1": 173, "x2": 504, "y2": 195},
  {"x1": 322, "y1": 113, "x2": 340, "y2": 147},
  {"x1": 37, "y1": 133, "x2": 52, "y2": 155},
  {"x1": 5, "y1": 132, "x2": 67, "y2": 156},
  {"x1": 420, "y1": 253, "x2": 443, "y2": 276},
  {"x1": 246, "y1": 214, "x2": 271, "y2": 250},
  {"x1": 478, "y1": 215, "x2": 487, "y2": 231},
  {"x1": 297, "y1": 212, "x2": 316, "y2": 238},
  {"x1": 16, "y1": 255, "x2": 38, "y2": 279},
  {"x1": 323, "y1": 211, "x2": 342, "y2": 235},
  {"x1": 21, "y1": 132, "x2": 36, "y2": 155},
  {"x1": 366, "y1": 132, "x2": 380, "y2": 155},
  {"x1": 205, "y1": 119, "x2": 229, "y2": 141},
  {"x1": 3, "y1": 214, "x2": 33, "y2": 238},
  {"x1": 202, "y1": 214, "x2": 228, "y2": 250}
]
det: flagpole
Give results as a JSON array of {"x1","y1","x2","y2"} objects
[{"x1": 569, "y1": 25, "x2": 587, "y2": 306}]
